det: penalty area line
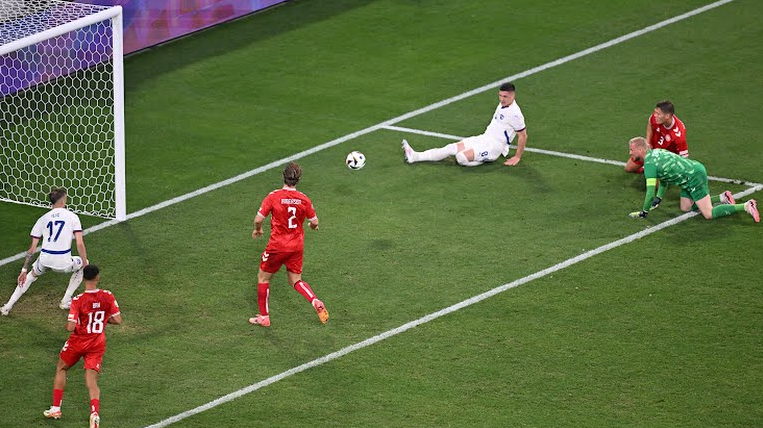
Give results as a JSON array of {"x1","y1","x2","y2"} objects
[
  {"x1": 146, "y1": 206, "x2": 719, "y2": 428},
  {"x1": 382, "y1": 124, "x2": 763, "y2": 189}
]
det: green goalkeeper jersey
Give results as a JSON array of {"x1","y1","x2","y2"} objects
[
  {"x1": 640, "y1": 149, "x2": 707, "y2": 211},
  {"x1": 643, "y1": 149, "x2": 705, "y2": 188}
]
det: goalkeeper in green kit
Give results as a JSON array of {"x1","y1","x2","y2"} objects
[{"x1": 627, "y1": 136, "x2": 759, "y2": 222}]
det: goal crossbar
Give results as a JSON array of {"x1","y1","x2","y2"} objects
[
  {"x1": 1, "y1": 2, "x2": 126, "y2": 220},
  {"x1": 0, "y1": 6, "x2": 122, "y2": 56}
]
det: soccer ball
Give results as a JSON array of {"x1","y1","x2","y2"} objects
[{"x1": 346, "y1": 151, "x2": 366, "y2": 170}]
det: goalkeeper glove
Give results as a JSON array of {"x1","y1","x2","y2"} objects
[
  {"x1": 629, "y1": 210, "x2": 648, "y2": 219},
  {"x1": 650, "y1": 196, "x2": 662, "y2": 211}
]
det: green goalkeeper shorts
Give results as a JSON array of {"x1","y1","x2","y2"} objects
[{"x1": 679, "y1": 163, "x2": 710, "y2": 201}]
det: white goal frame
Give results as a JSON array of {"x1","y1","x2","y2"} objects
[{"x1": 0, "y1": 1, "x2": 125, "y2": 221}]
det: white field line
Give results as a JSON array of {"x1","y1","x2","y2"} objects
[
  {"x1": 383, "y1": 125, "x2": 763, "y2": 188},
  {"x1": 141, "y1": 2, "x2": 763, "y2": 424},
  {"x1": 141, "y1": 3, "x2": 759, "y2": 424},
  {"x1": 0, "y1": 0, "x2": 736, "y2": 425},
  {"x1": 0, "y1": 0, "x2": 739, "y2": 269},
  {"x1": 143, "y1": 182, "x2": 763, "y2": 428}
]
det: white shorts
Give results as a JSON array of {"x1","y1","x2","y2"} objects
[
  {"x1": 33, "y1": 254, "x2": 84, "y2": 276},
  {"x1": 461, "y1": 135, "x2": 507, "y2": 163}
]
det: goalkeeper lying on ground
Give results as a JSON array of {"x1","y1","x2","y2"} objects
[{"x1": 626, "y1": 136, "x2": 759, "y2": 223}]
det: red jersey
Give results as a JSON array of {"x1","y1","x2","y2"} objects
[
  {"x1": 649, "y1": 113, "x2": 688, "y2": 157},
  {"x1": 258, "y1": 187, "x2": 317, "y2": 253},
  {"x1": 67, "y1": 289, "x2": 120, "y2": 350}
]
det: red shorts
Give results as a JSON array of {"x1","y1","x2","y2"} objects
[
  {"x1": 59, "y1": 337, "x2": 105, "y2": 372},
  {"x1": 260, "y1": 250, "x2": 303, "y2": 274}
]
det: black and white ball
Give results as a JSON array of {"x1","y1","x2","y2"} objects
[{"x1": 346, "y1": 151, "x2": 366, "y2": 170}]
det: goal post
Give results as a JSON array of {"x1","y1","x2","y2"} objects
[{"x1": 0, "y1": 0, "x2": 126, "y2": 221}]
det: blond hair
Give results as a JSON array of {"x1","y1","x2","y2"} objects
[{"x1": 629, "y1": 136, "x2": 648, "y2": 151}]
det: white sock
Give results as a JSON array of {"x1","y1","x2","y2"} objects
[
  {"x1": 417, "y1": 143, "x2": 458, "y2": 162},
  {"x1": 61, "y1": 269, "x2": 84, "y2": 303},
  {"x1": 5, "y1": 274, "x2": 37, "y2": 308}
]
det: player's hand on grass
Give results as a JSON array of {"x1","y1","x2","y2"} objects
[
  {"x1": 629, "y1": 210, "x2": 648, "y2": 219},
  {"x1": 650, "y1": 197, "x2": 662, "y2": 211},
  {"x1": 503, "y1": 156, "x2": 521, "y2": 166}
]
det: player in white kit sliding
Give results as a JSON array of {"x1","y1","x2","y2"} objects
[
  {"x1": 1, "y1": 187, "x2": 88, "y2": 316},
  {"x1": 402, "y1": 82, "x2": 528, "y2": 167}
]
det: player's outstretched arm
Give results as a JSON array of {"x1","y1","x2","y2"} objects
[
  {"x1": 504, "y1": 129, "x2": 527, "y2": 166},
  {"x1": 18, "y1": 237, "x2": 39, "y2": 286},
  {"x1": 655, "y1": 179, "x2": 668, "y2": 199},
  {"x1": 641, "y1": 179, "x2": 657, "y2": 212},
  {"x1": 631, "y1": 179, "x2": 657, "y2": 219},
  {"x1": 74, "y1": 232, "x2": 87, "y2": 266},
  {"x1": 649, "y1": 179, "x2": 667, "y2": 211}
]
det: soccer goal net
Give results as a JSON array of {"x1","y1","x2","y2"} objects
[{"x1": 0, "y1": 0, "x2": 125, "y2": 220}]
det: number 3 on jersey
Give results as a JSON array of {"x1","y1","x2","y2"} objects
[{"x1": 287, "y1": 206, "x2": 298, "y2": 229}]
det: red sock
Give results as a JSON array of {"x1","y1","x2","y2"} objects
[
  {"x1": 257, "y1": 283, "x2": 269, "y2": 316},
  {"x1": 53, "y1": 389, "x2": 64, "y2": 407},
  {"x1": 90, "y1": 398, "x2": 100, "y2": 414},
  {"x1": 293, "y1": 280, "x2": 316, "y2": 303}
]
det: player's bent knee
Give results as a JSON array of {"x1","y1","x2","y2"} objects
[
  {"x1": 455, "y1": 151, "x2": 480, "y2": 166},
  {"x1": 455, "y1": 152, "x2": 468, "y2": 165}
]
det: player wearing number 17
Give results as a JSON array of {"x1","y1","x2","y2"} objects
[
  {"x1": 1, "y1": 187, "x2": 88, "y2": 316},
  {"x1": 43, "y1": 264, "x2": 121, "y2": 428},
  {"x1": 249, "y1": 162, "x2": 329, "y2": 327}
]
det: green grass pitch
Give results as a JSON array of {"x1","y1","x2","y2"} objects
[{"x1": 1, "y1": 0, "x2": 762, "y2": 427}]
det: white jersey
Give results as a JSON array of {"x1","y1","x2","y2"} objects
[
  {"x1": 483, "y1": 101, "x2": 526, "y2": 156},
  {"x1": 31, "y1": 207, "x2": 83, "y2": 255}
]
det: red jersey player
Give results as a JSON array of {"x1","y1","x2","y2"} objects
[
  {"x1": 625, "y1": 100, "x2": 689, "y2": 174},
  {"x1": 43, "y1": 264, "x2": 121, "y2": 428},
  {"x1": 248, "y1": 162, "x2": 329, "y2": 327},
  {"x1": 624, "y1": 101, "x2": 689, "y2": 209}
]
